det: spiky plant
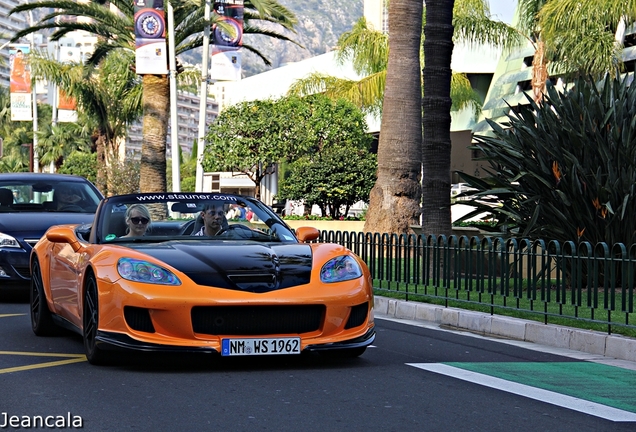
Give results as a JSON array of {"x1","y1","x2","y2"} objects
[{"x1": 457, "y1": 75, "x2": 636, "y2": 248}]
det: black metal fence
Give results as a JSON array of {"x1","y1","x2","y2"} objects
[{"x1": 317, "y1": 231, "x2": 636, "y2": 336}]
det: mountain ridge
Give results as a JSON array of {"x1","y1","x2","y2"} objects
[{"x1": 239, "y1": 0, "x2": 363, "y2": 77}]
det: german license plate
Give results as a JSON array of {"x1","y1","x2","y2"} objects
[{"x1": 221, "y1": 337, "x2": 301, "y2": 356}]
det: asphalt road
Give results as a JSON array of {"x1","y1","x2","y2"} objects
[{"x1": 1, "y1": 289, "x2": 635, "y2": 432}]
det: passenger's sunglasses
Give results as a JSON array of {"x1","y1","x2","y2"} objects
[{"x1": 130, "y1": 217, "x2": 149, "y2": 225}]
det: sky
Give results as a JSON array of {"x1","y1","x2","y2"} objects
[{"x1": 489, "y1": 0, "x2": 518, "y2": 24}]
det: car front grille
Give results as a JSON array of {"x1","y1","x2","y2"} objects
[
  {"x1": 191, "y1": 305, "x2": 325, "y2": 336},
  {"x1": 13, "y1": 266, "x2": 30, "y2": 278},
  {"x1": 344, "y1": 302, "x2": 369, "y2": 329},
  {"x1": 124, "y1": 306, "x2": 156, "y2": 333}
]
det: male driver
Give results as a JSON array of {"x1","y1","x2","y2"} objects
[{"x1": 192, "y1": 203, "x2": 229, "y2": 236}]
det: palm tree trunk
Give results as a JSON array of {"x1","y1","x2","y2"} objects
[
  {"x1": 532, "y1": 40, "x2": 548, "y2": 104},
  {"x1": 139, "y1": 74, "x2": 169, "y2": 195},
  {"x1": 421, "y1": 0, "x2": 454, "y2": 238},
  {"x1": 95, "y1": 132, "x2": 107, "y2": 194},
  {"x1": 363, "y1": 0, "x2": 423, "y2": 235}
]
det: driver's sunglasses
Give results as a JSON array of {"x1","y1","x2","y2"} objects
[
  {"x1": 206, "y1": 210, "x2": 225, "y2": 217},
  {"x1": 130, "y1": 217, "x2": 149, "y2": 225}
]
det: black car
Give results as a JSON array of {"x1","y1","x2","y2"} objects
[{"x1": 0, "y1": 172, "x2": 103, "y2": 286}]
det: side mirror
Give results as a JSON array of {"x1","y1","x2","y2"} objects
[
  {"x1": 295, "y1": 226, "x2": 320, "y2": 242},
  {"x1": 46, "y1": 226, "x2": 82, "y2": 252}
]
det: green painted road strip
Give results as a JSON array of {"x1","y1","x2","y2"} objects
[{"x1": 408, "y1": 362, "x2": 636, "y2": 422}]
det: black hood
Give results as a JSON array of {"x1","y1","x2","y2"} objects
[{"x1": 127, "y1": 241, "x2": 313, "y2": 293}]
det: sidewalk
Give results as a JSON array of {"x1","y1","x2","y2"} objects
[{"x1": 374, "y1": 296, "x2": 636, "y2": 363}]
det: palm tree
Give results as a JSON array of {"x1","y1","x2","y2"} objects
[
  {"x1": 362, "y1": 0, "x2": 423, "y2": 234},
  {"x1": 516, "y1": 0, "x2": 636, "y2": 103},
  {"x1": 289, "y1": 2, "x2": 518, "y2": 117},
  {"x1": 31, "y1": 49, "x2": 142, "y2": 193},
  {"x1": 289, "y1": 1, "x2": 519, "y2": 234},
  {"x1": 515, "y1": 0, "x2": 550, "y2": 103},
  {"x1": 10, "y1": 0, "x2": 298, "y2": 195},
  {"x1": 421, "y1": 1, "x2": 521, "y2": 237},
  {"x1": 35, "y1": 121, "x2": 93, "y2": 171},
  {"x1": 287, "y1": 17, "x2": 388, "y2": 116},
  {"x1": 421, "y1": 0, "x2": 455, "y2": 238}
]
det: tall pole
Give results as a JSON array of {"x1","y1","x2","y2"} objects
[
  {"x1": 195, "y1": 0, "x2": 212, "y2": 192},
  {"x1": 167, "y1": 1, "x2": 180, "y2": 192},
  {"x1": 49, "y1": 41, "x2": 59, "y2": 174},
  {"x1": 28, "y1": 10, "x2": 38, "y2": 173}
]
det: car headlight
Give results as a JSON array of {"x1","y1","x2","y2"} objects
[
  {"x1": 117, "y1": 258, "x2": 181, "y2": 286},
  {"x1": 0, "y1": 233, "x2": 21, "y2": 248},
  {"x1": 320, "y1": 255, "x2": 363, "y2": 283}
]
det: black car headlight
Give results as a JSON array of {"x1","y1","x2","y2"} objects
[
  {"x1": 320, "y1": 255, "x2": 363, "y2": 283},
  {"x1": 0, "y1": 232, "x2": 21, "y2": 248},
  {"x1": 117, "y1": 258, "x2": 181, "y2": 286}
]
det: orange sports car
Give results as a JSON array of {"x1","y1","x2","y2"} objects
[{"x1": 30, "y1": 193, "x2": 375, "y2": 364}]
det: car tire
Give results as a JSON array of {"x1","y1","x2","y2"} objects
[
  {"x1": 83, "y1": 274, "x2": 110, "y2": 365},
  {"x1": 30, "y1": 258, "x2": 57, "y2": 336}
]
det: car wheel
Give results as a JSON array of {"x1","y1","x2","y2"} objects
[
  {"x1": 30, "y1": 258, "x2": 57, "y2": 336},
  {"x1": 83, "y1": 274, "x2": 109, "y2": 365}
]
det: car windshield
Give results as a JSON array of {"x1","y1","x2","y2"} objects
[
  {"x1": 96, "y1": 193, "x2": 298, "y2": 244},
  {"x1": 0, "y1": 179, "x2": 102, "y2": 213}
]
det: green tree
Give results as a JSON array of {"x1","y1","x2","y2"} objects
[
  {"x1": 11, "y1": 0, "x2": 299, "y2": 195},
  {"x1": 58, "y1": 151, "x2": 98, "y2": 184},
  {"x1": 203, "y1": 95, "x2": 355, "y2": 199},
  {"x1": 278, "y1": 143, "x2": 376, "y2": 219},
  {"x1": 0, "y1": 83, "x2": 56, "y2": 172},
  {"x1": 109, "y1": 156, "x2": 142, "y2": 195},
  {"x1": 180, "y1": 139, "x2": 197, "y2": 192}
]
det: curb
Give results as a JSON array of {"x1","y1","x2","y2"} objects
[{"x1": 373, "y1": 296, "x2": 636, "y2": 363}]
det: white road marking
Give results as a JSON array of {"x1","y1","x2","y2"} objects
[{"x1": 408, "y1": 363, "x2": 636, "y2": 423}]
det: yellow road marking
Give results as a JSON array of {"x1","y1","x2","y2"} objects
[
  {"x1": 0, "y1": 351, "x2": 85, "y2": 358},
  {"x1": 0, "y1": 314, "x2": 26, "y2": 318},
  {"x1": 0, "y1": 357, "x2": 86, "y2": 374}
]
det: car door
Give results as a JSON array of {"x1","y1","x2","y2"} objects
[{"x1": 49, "y1": 241, "x2": 83, "y2": 327}]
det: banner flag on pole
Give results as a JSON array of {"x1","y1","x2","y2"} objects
[
  {"x1": 9, "y1": 44, "x2": 33, "y2": 121},
  {"x1": 58, "y1": 46, "x2": 81, "y2": 122},
  {"x1": 134, "y1": 0, "x2": 168, "y2": 75},
  {"x1": 210, "y1": 0, "x2": 243, "y2": 81}
]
